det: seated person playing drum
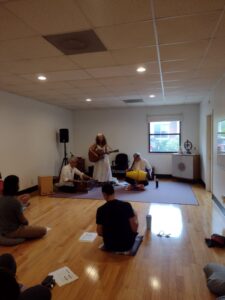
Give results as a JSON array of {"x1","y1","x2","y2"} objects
[
  {"x1": 125, "y1": 152, "x2": 152, "y2": 191},
  {"x1": 58, "y1": 156, "x2": 91, "y2": 193}
]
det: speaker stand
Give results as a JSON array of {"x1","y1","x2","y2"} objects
[{"x1": 59, "y1": 143, "x2": 69, "y2": 178}]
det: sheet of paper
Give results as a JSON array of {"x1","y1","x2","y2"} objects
[
  {"x1": 49, "y1": 266, "x2": 78, "y2": 287},
  {"x1": 79, "y1": 232, "x2": 97, "y2": 242}
]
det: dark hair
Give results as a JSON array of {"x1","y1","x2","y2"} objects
[
  {"x1": 95, "y1": 134, "x2": 107, "y2": 146},
  {"x1": 0, "y1": 268, "x2": 20, "y2": 300},
  {"x1": 0, "y1": 253, "x2": 17, "y2": 276},
  {"x1": 3, "y1": 175, "x2": 19, "y2": 196},
  {"x1": 102, "y1": 183, "x2": 114, "y2": 195}
]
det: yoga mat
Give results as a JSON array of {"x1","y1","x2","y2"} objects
[{"x1": 51, "y1": 181, "x2": 198, "y2": 205}]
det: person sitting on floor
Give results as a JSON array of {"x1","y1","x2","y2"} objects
[
  {"x1": 0, "y1": 175, "x2": 47, "y2": 241},
  {"x1": 125, "y1": 152, "x2": 152, "y2": 191},
  {"x1": 0, "y1": 266, "x2": 51, "y2": 300},
  {"x1": 58, "y1": 156, "x2": 91, "y2": 193},
  {"x1": 96, "y1": 182, "x2": 138, "y2": 252}
]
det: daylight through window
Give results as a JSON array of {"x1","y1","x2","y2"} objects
[{"x1": 149, "y1": 121, "x2": 181, "y2": 153}]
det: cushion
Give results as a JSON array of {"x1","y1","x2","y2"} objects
[
  {"x1": 216, "y1": 297, "x2": 225, "y2": 300},
  {"x1": 0, "y1": 234, "x2": 25, "y2": 246},
  {"x1": 204, "y1": 263, "x2": 225, "y2": 278},
  {"x1": 207, "y1": 272, "x2": 225, "y2": 296}
]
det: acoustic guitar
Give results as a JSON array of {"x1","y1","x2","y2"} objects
[{"x1": 88, "y1": 148, "x2": 119, "y2": 163}]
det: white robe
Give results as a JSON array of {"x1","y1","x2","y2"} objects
[{"x1": 93, "y1": 145, "x2": 113, "y2": 182}]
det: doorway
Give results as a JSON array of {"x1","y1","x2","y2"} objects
[{"x1": 206, "y1": 114, "x2": 213, "y2": 191}]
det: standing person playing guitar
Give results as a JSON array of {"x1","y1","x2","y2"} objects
[{"x1": 89, "y1": 133, "x2": 118, "y2": 184}]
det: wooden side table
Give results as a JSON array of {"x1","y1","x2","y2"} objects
[{"x1": 38, "y1": 176, "x2": 53, "y2": 195}]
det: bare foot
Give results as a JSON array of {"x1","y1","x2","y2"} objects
[{"x1": 125, "y1": 185, "x2": 133, "y2": 191}]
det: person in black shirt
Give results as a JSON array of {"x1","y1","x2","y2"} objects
[{"x1": 96, "y1": 183, "x2": 138, "y2": 251}]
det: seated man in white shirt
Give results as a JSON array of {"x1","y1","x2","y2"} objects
[
  {"x1": 125, "y1": 152, "x2": 152, "y2": 191},
  {"x1": 58, "y1": 156, "x2": 91, "y2": 193}
]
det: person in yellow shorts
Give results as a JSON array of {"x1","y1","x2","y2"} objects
[{"x1": 125, "y1": 153, "x2": 152, "y2": 191}]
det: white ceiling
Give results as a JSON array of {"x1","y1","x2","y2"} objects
[{"x1": 0, "y1": 0, "x2": 224, "y2": 110}]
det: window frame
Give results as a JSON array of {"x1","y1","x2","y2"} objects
[{"x1": 148, "y1": 120, "x2": 181, "y2": 153}]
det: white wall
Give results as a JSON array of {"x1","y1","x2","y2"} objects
[
  {"x1": 0, "y1": 91, "x2": 75, "y2": 190},
  {"x1": 200, "y1": 76, "x2": 225, "y2": 206},
  {"x1": 73, "y1": 104, "x2": 199, "y2": 175}
]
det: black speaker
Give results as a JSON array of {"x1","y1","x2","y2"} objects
[{"x1": 59, "y1": 129, "x2": 69, "y2": 143}]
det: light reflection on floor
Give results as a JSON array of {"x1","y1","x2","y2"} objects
[{"x1": 149, "y1": 204, "x2": 183, "y2": 238}]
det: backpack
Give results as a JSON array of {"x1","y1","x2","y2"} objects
[{"x1": 205, "y1": 234, "x2": 225, "y2": 248}]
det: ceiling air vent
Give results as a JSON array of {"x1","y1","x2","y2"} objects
[
  {"x1": 43, "y1": 30, "x2": 107, "y2": 55},
  {"x1": 123, "y1": 99, "x2": 144, "y2": 104}
]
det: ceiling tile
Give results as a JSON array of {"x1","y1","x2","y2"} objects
[
  {"x1": 97, "y1": 77, "x2": 132, "y2": 87},
  {"x1": 215, "y1": 13, "x2": 225, "y2": 37},
  {"x1": 128, "y1": 74, "x2": 161, "y2": 84},
  {"x1": 196, "y1": 68, "x2": 225, "y2": 81},
  {"x1": 16, "y1": 81, "x2": 73, "y2": 92},
  {"x1": 157, "y1": 12, "x2": 220, "y2": 44},
  {"x1": 206, "y1": 37, "x2": 225, "y2": 58},
  {"x1": 0, "y1": 6, "x2": 36, "y2": 40},
  {"x1": 160, "y1": 40, "x2": 209, "y2": 60},
  {"x1": 201, "y1": 57, "x2": 225, "y2": 69},
  {"x1": 69, "y1": 51, "x2": 116, "y2": 68},
  {"x1": 4, "y1": 0, "x2": 90, "y2": 35},
  {"x1": 162, "y1": 58, "x2": 201, "y2": 72},
  {"x1": 68, "y1": 79, "x2": 103, "y2": 88},
  {"x1": 111, "y1": 46, "x2": 157, "y2": 65},
  {"x1": 77, "y1": 0, "x2": 152, "y2": 27},
  {"x1": 0, "y1": 37, "x2": 62, "y2": 62},
  {"x1": 0, "y1": 0, "x2": 223, "y2": 109},
  {"x1": 0, "y1": 57, "x2": 79, "y2": 74},
  {"x1": 86, "y1": 62, "x2": 159, "y2": 78},
  {"x1": 21, "y1": 70, "x2": 92, "y2": 82},
  {"x1": 163, "y1": 71, "x2": 194, "y2": 81},
  {"x1": 154, "y1": 0, "x2": 225, "y2": 18},
  {"x1": 0, "y1": 74, "x2": 31, "y2": 85},
  {"x1": 96, "y1": 21, "x2": 155, "y2": 50}
]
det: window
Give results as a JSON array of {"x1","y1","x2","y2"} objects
[
  {"x1": 217, "y1": 120, "x2": 225, "y2": 154},
  {"x1": 149, "y1": 120, "x2": 181, "y2": 153}
]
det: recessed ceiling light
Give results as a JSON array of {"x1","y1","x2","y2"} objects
[
  {"x1": 149, "y1": 94, "x2": 156, "y2": 98},
  {"x1": 37, "y1": 75, "x2": 47, "y2": 81},
  {"x1": 86, "y1": 98, "x2": 92, "y2": 102},
  {"x1": 136, "y1": 66, "x2": 146, "y2": 73}
]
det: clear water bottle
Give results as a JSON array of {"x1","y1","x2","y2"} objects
[{"x1": 146, "y1": 214, "x2": 152, "y2": 230}]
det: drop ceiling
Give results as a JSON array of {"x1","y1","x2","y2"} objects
[{"x1": 0, "y1": 0, "x2": 224, "y2": 110}]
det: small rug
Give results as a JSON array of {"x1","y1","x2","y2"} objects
[{"x1": 51, "y1": 181, "x2": 198, "y2": 205}]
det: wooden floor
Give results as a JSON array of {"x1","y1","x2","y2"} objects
[{"x1": 1, "y1": 181, "x2": 225, "y2": 300}]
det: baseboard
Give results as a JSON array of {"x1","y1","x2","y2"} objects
[
  {"x1": 17, "y1": 185, "x2": 38, "y2": 195},
  {"x1": 155, "y1": 174, "x2": 172, "y2": 179},
  {"x1": 212, "y1": 194, "x2": 225, "y2": 217}
]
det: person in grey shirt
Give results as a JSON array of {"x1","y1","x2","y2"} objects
[{"x1": 0, "y1": 175, "x2": 46, "y2": 240}]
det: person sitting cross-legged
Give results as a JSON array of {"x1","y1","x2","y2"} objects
[
  {"x1": 58, "y1": 156, "x2": 91, "y2": 193},
  {"x1": 96, "y1": 183, "x2": 138, "y2": 252},
  {"x1": 0, "y1": 266, "x2": 51, "y2": 300},
  {"x1": 125, "y1": 152, "x2": 152, "y2": 191},
  {"x1": 0, "y1": 175, "x2": 46, "y2": 241}
]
